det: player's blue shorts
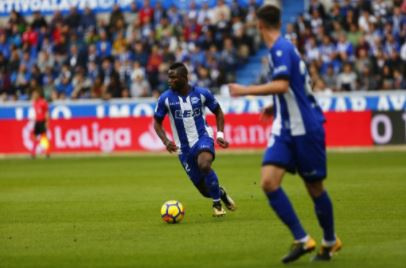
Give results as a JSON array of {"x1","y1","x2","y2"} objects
[
  {"x1": 262, "y1": 128, "x2": 327, "y2": 182},
  {"x1": 178, "y1": 136, "x2": 215, "y2": 186}
]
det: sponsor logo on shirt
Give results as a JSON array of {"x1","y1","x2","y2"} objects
[{"x1": 175, "y1": 108, "x2": 201, "y2": 119}]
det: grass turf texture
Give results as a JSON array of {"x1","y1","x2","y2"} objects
[{"x1": 1, "y1": 151, "x2": 405, "y2": 268}]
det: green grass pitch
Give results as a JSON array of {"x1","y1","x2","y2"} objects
[{"x1": 1, "y1": 151, "x2": 406, "y2": 267}]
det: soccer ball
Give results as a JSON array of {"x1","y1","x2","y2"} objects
[{"x1": 161, "y1": 200, "x2": 185, "y2": 224}]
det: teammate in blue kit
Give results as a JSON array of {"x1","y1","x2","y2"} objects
[
  {"x1": 154, "y1": 62, "x2": 236, "y2": 217},
  {"x1": 229, "y1": 5, "x2": 341, "y2": 263}
]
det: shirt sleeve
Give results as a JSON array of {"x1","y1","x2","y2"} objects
[
  {"x1": 154, "y1": 95, "x2": 167, "y2": 120},
  {"x1": 271, "y1": 45, "x2": 292, "y2": 81},
  {"x1": 201, "y1": 88, "x2": 219, "y2": 113}
]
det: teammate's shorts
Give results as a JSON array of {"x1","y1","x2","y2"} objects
[
  {"x1": 262, "y1": 127, "x2": 327, "y2": 182},
  {"x1": 34, "y1": 121, "x2": 47, "y2": 136},
  {"x1": 178, "y1": 136, "x2": 215, "y2": 185}
]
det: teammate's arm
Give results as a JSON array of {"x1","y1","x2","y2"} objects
[
  {"x1": 153, "y1": 117, "x2": 178, "y2": 153},
  {"x1": 213, "y1": 106, "x2": 229, "y2": 149},
  {"x1": 228, "y1": 79, "x2": 289, "y2": 96}
]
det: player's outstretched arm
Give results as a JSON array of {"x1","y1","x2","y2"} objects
[
  {"x1": 228, "y1": 80, "x2": 289, "y2": 96},
  {"x1": 153, "y1": 118, "x2": 178, "y2": 153},
  {"x1": 213, "y1": 106, "x2": 229, "y2": 149}
]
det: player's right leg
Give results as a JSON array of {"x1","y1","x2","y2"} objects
[{"x1": 262, "y1": 135, "x2": 315, "y2": 263}]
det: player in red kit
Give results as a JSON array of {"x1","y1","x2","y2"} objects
[{"x1": 31, "y1": 89, "x2": 50, "y2": 158}]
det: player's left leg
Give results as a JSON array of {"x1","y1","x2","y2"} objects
[
  {"x1": 31, "y1": 134, "x2": 39, "y2": 158},
  {"x1": 296, "y1": 128, "x2": 341, "y2": 261},
  {"x1": 196, "y1": 151, "x2": 225, "y2": 216},
  {"x1": 305, "y1": 180, "x2": 342, "y2": 261},
  {"x1": 179, "y1": 148, "x2": 230, "y2": 216},
  {"x1": 179, "y1": 153, "x2": 210, "y2": 198},
  {"x1": 40, "y1": 131, "x2": 51, "y2": 158},
  {"x1": 31, "y1": 122, "x2": 41, "y2": 158}
]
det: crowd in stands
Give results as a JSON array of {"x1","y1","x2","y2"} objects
[
  {"x1": 275, "y1": 0, "x2": 406, "y2": 92},
  {"x1": 1, "y1": 0, "x2": 405, "y2": 102},
  {"x1": 0, "y1": 0, "x2": 261, "y2": 101}
]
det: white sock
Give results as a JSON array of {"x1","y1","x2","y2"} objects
[
  {"x1": 322, "y1": 238, "x2": 336, "y2": 247},
  {"x1": 297, "y1": 235, "x2": 309, "y2": 243}
]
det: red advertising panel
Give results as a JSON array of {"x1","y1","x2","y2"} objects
[
  {"x1": 324, "y1": 111, "x2": 373, "y2": 146},
  {"x1": 0, "y1": 117, "x2": 163, "y2": 154},
  {"x1": 0, "y1": 111, "x2": 374, "y2": 154}
]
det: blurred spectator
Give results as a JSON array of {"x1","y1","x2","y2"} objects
[
  {"x1": 347, "y1": 24, "x2": 362, "y2": 46},
  {"x1": 139, "y1": 0, "x2": 154, "y2": 25},
  {"x1": 109, "y1": 4, "x2": 125, "y2": 31},
  {"x1": 213, "y1": 0, "x2": 231, "y2": 24},
  {"x1": 42, "y1": 67, "x2": 55, "y2": 101},
  {"x1": 32, "y1": 11, "x2": 48, "y2": 29},
  {"x1": 313, "y1": 78, "x2": 331, "y2": 93},
  {"x1": 322, "y1": 65, "x2": 337, "y2": 92},
  {"x1": 381, "y1": 65, "x2": 395, "y2": 90},
  {"x1": 309, "y1": 0, "x2": 326, "y2": 19},
  {"x1": 81, "y1": 7, "x2": 97, "y2": 31},
  {"x1": 12, "y1": 64, "x2": 31, "y2": 98},
  {"x1": 197, "y1": 3, "x2": 214, "y2": 25},
  {"x1": 359, "y1": 66, "x2": 379, "y2": 91},
  {"x1": 337, "y1": 63, "x2": 357, "y2": 91},
  {"x1": 355, "y1": 48, "x2": 372, "y2": 73},
  {"x1": 130, "y1": 71, "x2": 151, "y2": 97},
  {"x1": 65, "y1": 7, "x2": 82, "y2": 29},
  {"x1": 55, "y1": 64, "x2": 73, "y2": 99},
  {"x1": 305, "y1": 37, "x2": 320, "y2": 63},
  {"x1": 71, "y1": 68, "x2": 92, "y2": 99},
  {"x1": 91, "y1": 76, "x2": 104, "y2": 99},
  {"x1": 393, "y1": 69, "x2": 406, "y2": 89},
  {"x1": 0, "y1": 71, "x2": 12, "y2": 101}
]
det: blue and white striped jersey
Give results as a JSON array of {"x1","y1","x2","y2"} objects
[
  {"x1": 268, "y1": 36, "x2": 325, "y2": 136},
  {"x1": 154, "y1": 86, "x2": 219, "y2": 152}
]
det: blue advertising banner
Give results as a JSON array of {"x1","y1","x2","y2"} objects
[
  {"x1": 0, "y1": 0, "x2": 263, "y2": 16},
  {"x1": 0, "y1": 92, "x2": 405, "y2": 120}
]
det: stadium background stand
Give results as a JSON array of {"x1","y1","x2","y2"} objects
[{"x1": 0, "y1": 0, "x2": 405, "y2": 103}]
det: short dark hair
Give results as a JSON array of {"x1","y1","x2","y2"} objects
[
  {"x1": 256, "y1": 5, "x2": 281, "y2": 29},
  {"x1": 169, "y1": 62, "x2": 188, "y2": 78}
]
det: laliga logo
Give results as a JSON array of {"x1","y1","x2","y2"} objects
[
  {"x1": 139, "y1": 124, "x2": 172, "y2": 151},
  {"x1": 54, "y1": 123, "x2": 131, "y2": 153}
]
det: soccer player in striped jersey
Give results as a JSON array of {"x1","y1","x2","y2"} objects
[
  {"x1": 153, "y1": 62, "x2": 236, "y2": 217},
  {"x1": 229, "y1": 5, "x2": 341, "y2": 263}
]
